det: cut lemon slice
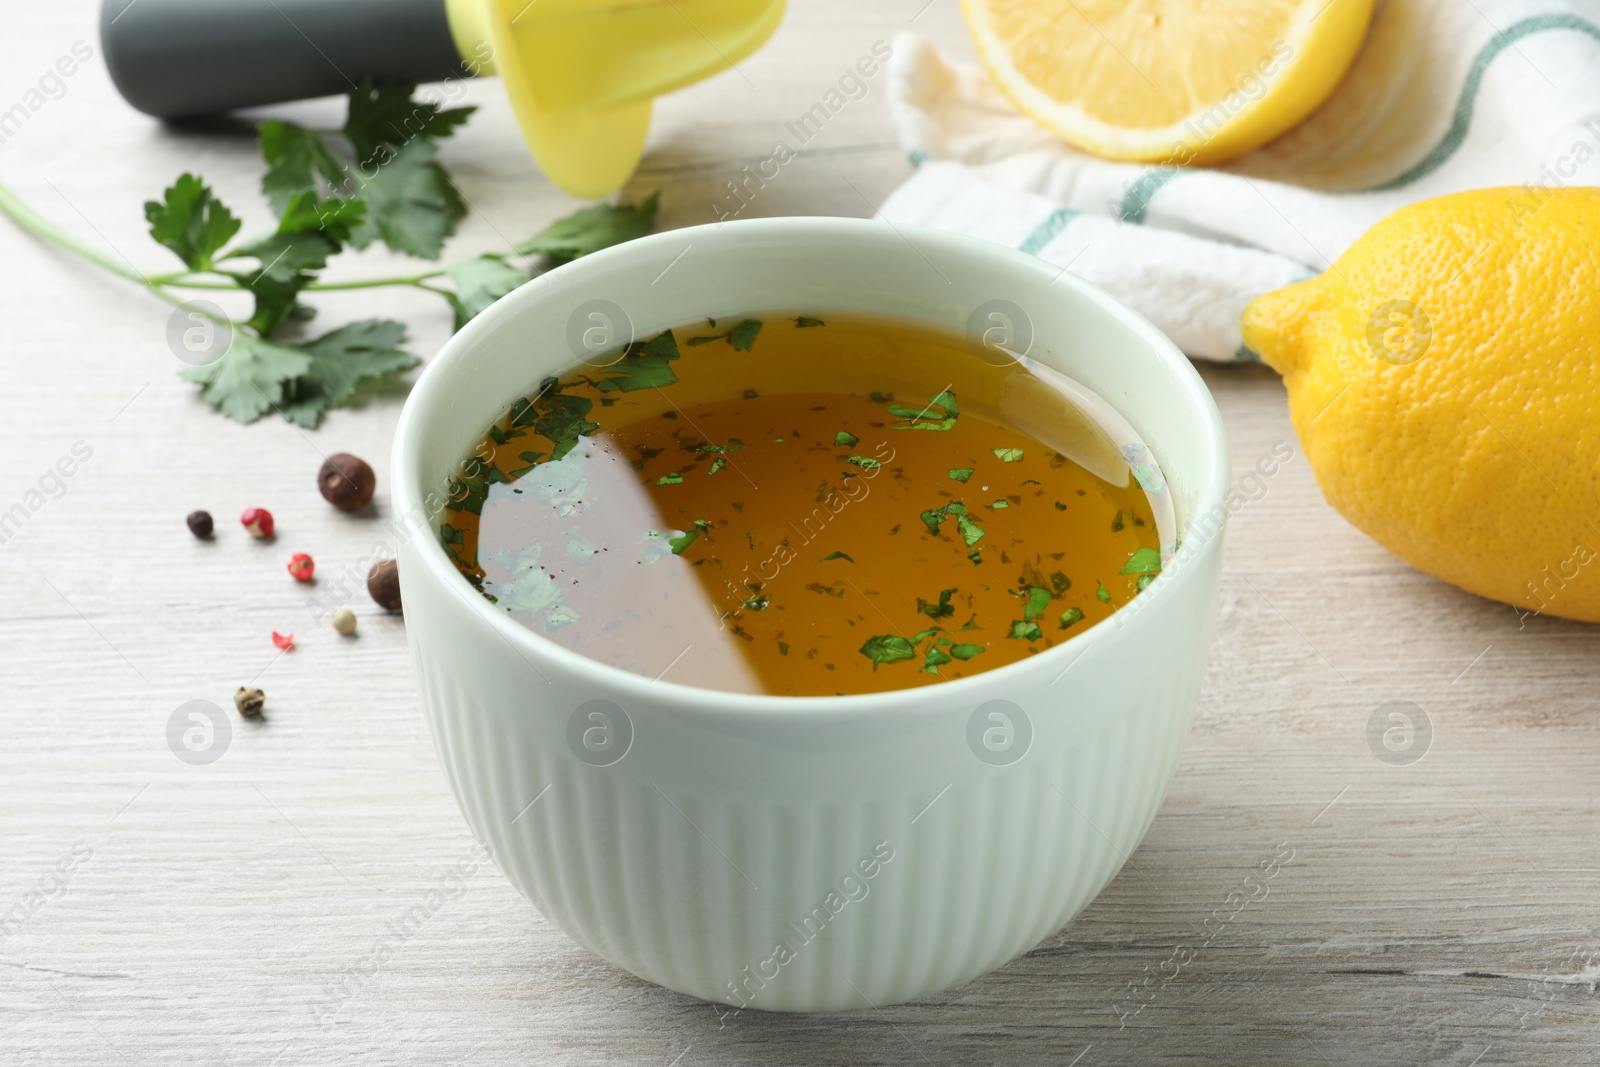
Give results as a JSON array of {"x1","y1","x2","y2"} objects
[{"x1": 961, "y1": 0, "x2": 1374, "y2": 165}]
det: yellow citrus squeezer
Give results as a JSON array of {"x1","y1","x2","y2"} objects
[{"x1": 100, "y1": 0, "x2": 785, "y2": 197}]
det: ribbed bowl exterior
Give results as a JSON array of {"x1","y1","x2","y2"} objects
[{"x1": 402, "y1": 530, "x2": 1221, "y2": 1011}]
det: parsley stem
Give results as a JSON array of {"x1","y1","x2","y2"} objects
[
  {"x1": 310, "y1": 271, "x2": 449, "y2": 290},
  {"x1": 0, "y1": 177, "x2": 148, "y2": 284}
]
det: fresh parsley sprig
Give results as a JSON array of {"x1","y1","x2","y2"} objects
[{"x1": 0, "y1": 80, "x2": 661, "y2": 427}]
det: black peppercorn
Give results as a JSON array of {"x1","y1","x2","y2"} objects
[
  {"x1": 186, "y1": 510, "x2": 214, "y2": 538},
  {"x1": 318, "y1": 453, "x2": 376, "y2": 512},
  {"x1": 367, "y1": 559, "x2": 402, "y2": 612}
]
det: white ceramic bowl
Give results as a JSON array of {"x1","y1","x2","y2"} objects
[{"x1": 392, "y1": 217, "x2": 1229, "y2": 1012}]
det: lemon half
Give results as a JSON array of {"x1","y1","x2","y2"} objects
[{"x1": 962, "y1": 0, "x2": 1375, "y2": 165}]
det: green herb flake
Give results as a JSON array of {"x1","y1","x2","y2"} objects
[
  {"x1": 594, "y1": 330, "x2": 680, "y2": 393},
  {"x1": 1049, "y1": 570, "x2": 1072, "y2": 595},
  {"x1": 1023, "y1": 586, "x2": 1052, "y2": 621},
  {"x1": 1120, "y1": 547, "x2": 1163, "y2": 575},
  {"x1": 728, "y1": 319, "x2": 763, "y2": 351},
  {"x1": 656, "y1": 472, "x2": 684, "y2": 485},
  {"x1": 1007, "y1": 620, "x2": 1043, "y2": 641},
  {"x1": 1137, "y1": 573, "x2": 1156, "y2": 592},
  {"x1": 1096, "y1": 582, "x2": 1112, "y2": 604},
  {"x1": 846, "y1": 455, "x2": 882, "y2": 470},
  {"x1": 991, "y1": 447, "x2": 1025, "y2": 463},
  {"x1": 918, "y1": 588, "x2": 957, "y2": 620},
  {"x1": 922, "y1": 643, "x2": 953, "y2": 674},
  {"x1": 992, "y1": 500, "x2": 1009, "y2": 509},
  {"x1": 708, "y1": 457, "x2": 727, "y2": 475},
  {"x1": 947, "y1": 643, "x2": 984, "y2": 660},
  {"x1": 954, "y1": 511, "x2": 986, "y2": 547},
  {"x1": 805, "y1": 581, "x2": 846, "y2": 598},
  {"x1": 821, "y1": 551, "x2": 854, "y2": 562},
  {"x1": 742, "y1": 593, "x2": 770, "y2": 611},
  {"x1": 1112, "y1": 510, "x2": 1125, "y2": 532},
  {"x1": 795, "y1": 317, "x2": 824, "y2": 327},
  {"x1": 949, "y1": 468, "x2": 974, "y2": 482},
  {"x1": 1059, "y1": 606, "x2": 1085, "y2": 629},
  {"x1": 834, "y1": 430, "x2": 859, "y2": 447},
  {"x1": 968, "y1": 547, "x2": 983, "y2": 564},
  {"x1": 668, "y1": 528, "x2": 701, "y2": 555},
  {"x1": 860, "y1": 634, "x2": 917, "y2": 669},
  {"x1": 1054, "y1": 501, "x2": 1067, "y2": 511},
  {"x1": 889, "y1": 390, "x2": 959, "y2": 432}
]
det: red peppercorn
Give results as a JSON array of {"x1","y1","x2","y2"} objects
[
  {"x1": 287, "y1": 553, "x2": 315, "y2": 582},
  {"x1": 241, "y1": 507, "x2": 275, "y2": 539}
]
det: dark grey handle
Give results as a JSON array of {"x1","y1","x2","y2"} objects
[{"x1": 100, "y1": 0, "x2": 473, "y2": 119}]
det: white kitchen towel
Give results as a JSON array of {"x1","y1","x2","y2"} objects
[{"x1": 876, "y1": 0, "x2": 1600, "y2": 361}]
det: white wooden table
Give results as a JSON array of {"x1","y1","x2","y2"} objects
[{"x1": 4, "y1": 2, "x2": 1598, "y2": 1063}]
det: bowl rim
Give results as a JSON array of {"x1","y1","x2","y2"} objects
[{"x1": 392, "y1": 216, "x2": 1230, "y2": 718}]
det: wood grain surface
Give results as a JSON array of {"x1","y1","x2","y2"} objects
[{"x1": 3, "y1": 2, "x2": 1598, "y2": 1064}]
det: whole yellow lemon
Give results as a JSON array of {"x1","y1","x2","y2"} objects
[{"x1": 1240, "y1": 187, "x2": 1600, "y2": 623}]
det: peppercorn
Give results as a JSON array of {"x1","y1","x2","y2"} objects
[
  {"x1": 318, "y1": 453, "x2": 376, "y2": 512},
  {"x1": 367, "y1": 558, "x2": 402, "y2": 612},
  {"x1": 241, "y1": 507, "x2": 274, "y2": 539},
  {"x1": 287, "y1": 553, "x2": 315, "y2": 582},
  {"x1": 331, "y1": 607, "x2": 358, "y2": 635},
  {"x1": 186, "y1": 510, "x2": 214, "y2": 538},
  {"x1": 235, "y1": 687, "x2": 265, "y2": 718}
]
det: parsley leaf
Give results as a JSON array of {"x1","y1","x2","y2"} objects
[
  {"x1": 179, "y1": 330, "x2": 311, "y2": 424},
  {"x1": 446, "y1": 254, "x2": 529, "y2": 330},
  {"x1": 846, "y1": 455, "x2": 882, "y2": 469},
  {"x1": 1096, "y1": 582, "x2": 1112, "y2": 604},
  {"x1": 991, "y1": 447, "x2": 1025, "y2": 463},
  {"x1": 949, "y1": 468, "x2": 973, "y2": 482},
  {"x1": 835, "y1": 430, "x2": 859, "y2": 447},
  {"x1": 822, "y1": 551, "x2": 854, "y2": 562},
  {"x1": 237, "y1": 192, "x2": 365, "y2": 281},
  {"x1": 517, "y1": 191, "x2": 660, "y2": 261},
  {"x1": 1007, "y1": 620, "x2": 1043, "y2": 641},
  {"x1": 345, "y1": 138, "x2": 466, "y2": 260},
  {"x1": 145, "y1": 174, "x2": 241, "y2": 272},
  {"x1": 1023, "y1": 586, "x2": 1052, "y2": 621},
  {"x1": 258, "y1": 120, "x2": 350, "y2": 215},
  {"x1": 656, "y1": 472, "x2": 684, "y2": 486},
  {"x1": 278, "y1": 319, "x2": 418, "y2": 428},
  {"x1": 947, "y1": 643, "x2": 984, "y2": 660},
  {"x1": 342, "y1": 81, "x2": 474, "y2": 168},
  {"x1": 1059, "y1": 607, "x2": 1085, "y2": 629}
]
